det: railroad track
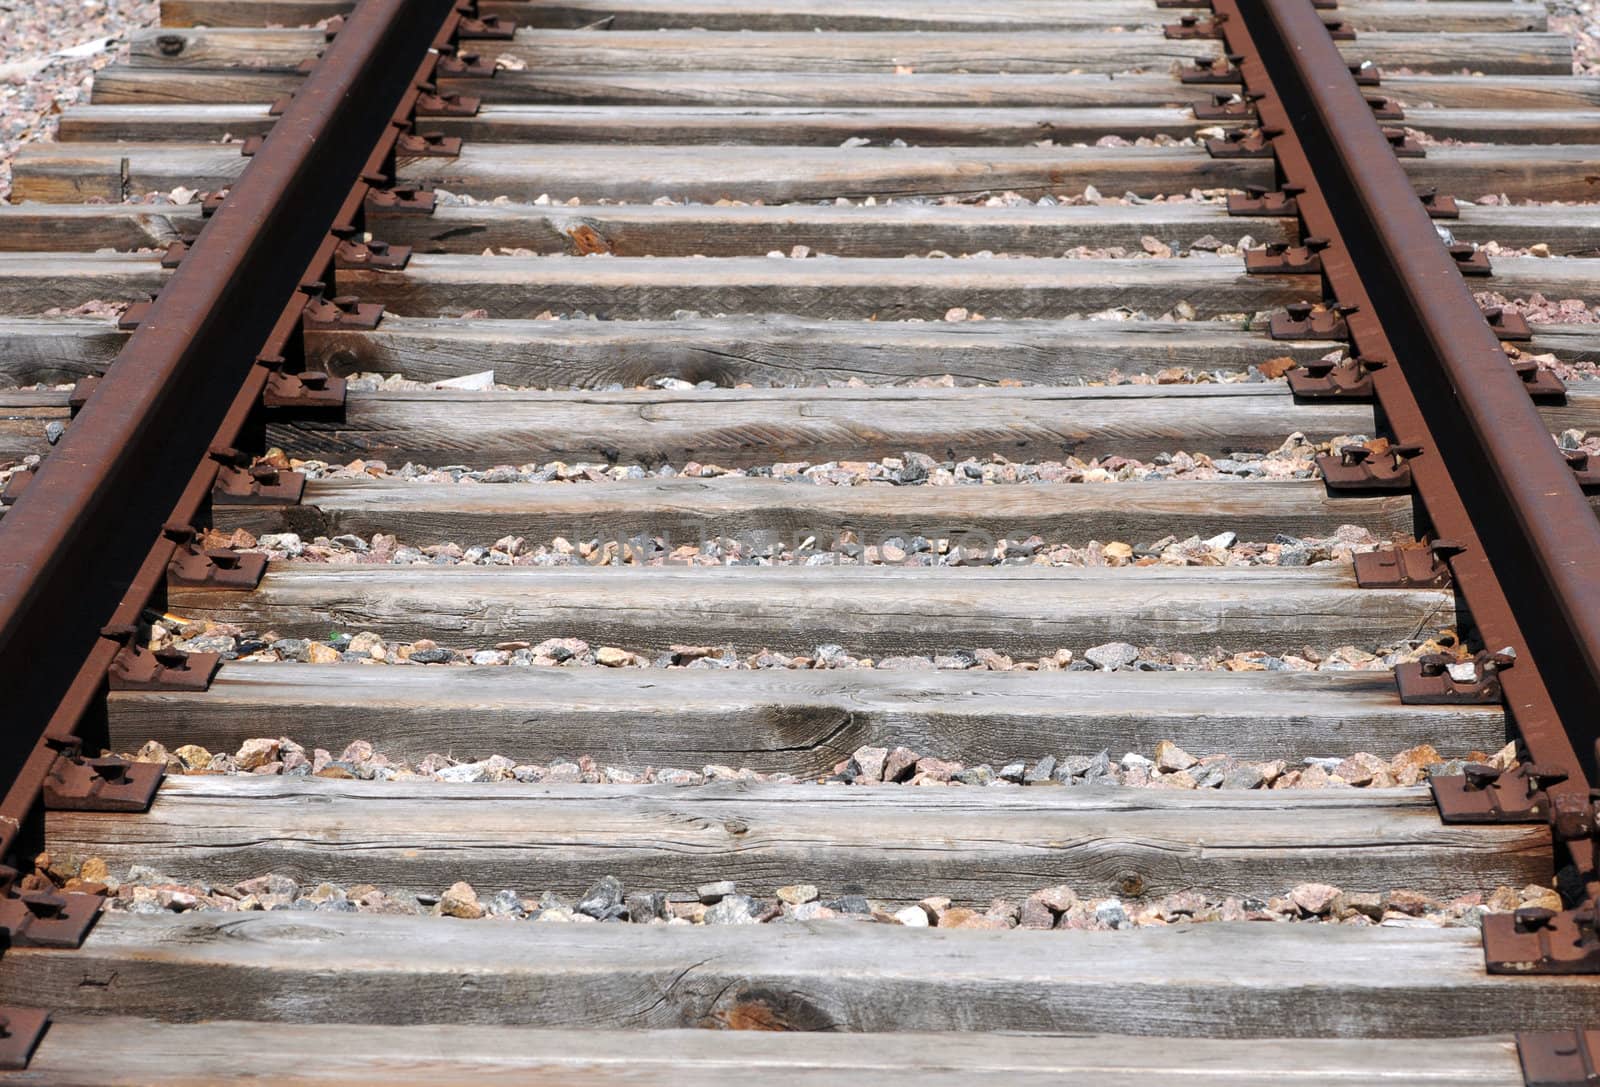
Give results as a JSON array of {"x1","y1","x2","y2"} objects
[{"x1": 0, "y1": 0, "x2": 1599, "y2": 1080}]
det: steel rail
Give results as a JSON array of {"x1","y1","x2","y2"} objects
[
  {"x1": 0, "y1": 0, "x2": 454, "y2": 861},
  {"x1": 1210, "y1": 0, "x2": 1600, "y2": 995},
  {"x1": 1225, "y1": 0, "x2": 1600, "y2": 859},
  {"x1": 1241, "y1": 0, "x2": 1600, "y2": 753}
]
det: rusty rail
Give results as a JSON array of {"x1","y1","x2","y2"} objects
[
  {"x1": 0, "y1": 0, "x2": 455, "y2": 872},
  {"x1": 1213, "y1": 0, "x2": 1600, "y2": 992}
]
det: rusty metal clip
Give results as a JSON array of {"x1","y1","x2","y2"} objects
[
  {"x1": 1447, "y1": 243, "x2": 1492, "y2": 277},
  {"x1": 365, "y1": 186, "x2": 437, "y2": 215},
  {"x1": 1286, "y1": 354, "x2": 1381, "y2": 399},
  {"x1": 159, "y1": 241, "x2": 189, "y2": 269},
  {"x1": 100, "y1": 624, "x2": 220, "y2": 692},
  {"x1": 1317, "y1": 442, "x2": 1418, "y2": 491},
  {"x1": 334, "y1": 238, "x2": 411, "y2": 271},
  {"x1": 1414, "y1": 187, "x2": 1459, "y2": 219},
  {"x1": 395, "y1": 130, "x2": 462, "y2": 157},
  {"x1": 1352, "y1": 538, "x2": 1458, "y2": 588},
  {"x1": 1481, "y1": 305, "x2": 1532, "y2": 341},
  {"x1": 268, "y1": 93, "x2": 294, "y2": 117},
  {"x1": 209, "y1": 446, "x2": 307, "y2": 505},
  {"x1": 1205, "y1": 126, "x2": 1279, "y2": 158},
  {"x1": 1321, "y1": 17, "x2": 1355, "y2": 38},
  {"x1": 1192, "y1": 92, "x2": 1260, "y2": 121},
  {"x1": 200, "y1": 189, "x2": 229, "y2": 217},
  {"x1": 43, "y1": 754, "x2": 163, "y2": 812},
  {"x1": 416, "y1": 88, "x2": 481, "y2": 117},
  {"x1": 1179, "y1": 54, "x2": 1243, "y2": 84},
  {"x1": 1381, "y1": 126, "x2": 1424, "y2": 157},
  {"x1": 1244, "y1": 238, "x2": 1327, "y2": 274},
  {"x1": 1165, "y1": 13, "x2": 1224, "y2": 38},
  {"x1": 163, "y1": 522, "x2": 267, "y2": 589},
  {"x1": 1365, "y1": 95, "x2": 1403, "y2": 121},
  {"x1": 1395, "y1": 648, "x2": 1513, "y2": 705},
  {"x1": 0, "y1": 883, "x2": 101, "y2": 949},
  {"x1": 263, "y1": 368, "x2": 347, "y2": 411},
  {"x1": 303, "y1": 294, "x2": 384, "y2": 331},
  {"x1": 1484, "y1": 904, "x2": 1600, "y2": 975},
  {"x1": 1348, "y1": 60, "x2": 1382, "y2": 85},
  {"x1": 1564, "y1": 450, "x2": 1600, "y2": 491},
  {"x1": 1270, "y1": 301, "x2": 1355, "y2": 341},
  {"x1": 1431, "y1": 759, "x2": 1559, "y2": 824},
  {"x1": 457, "y1": 12, "x2": 516, "y2": 38},
  {"x1": 1507, "y1": 354, "x2": 1567, "y2": 403},
  {"x1": 0, "y1": 1008, "x2": 48, "y2": 1070},
  {"x1": 1226, "y1": 183, "x2": 1302, "y2": 217},
  {"x1": 435, "y1": 48, "x2": 494, "y2": 77},
  {"x1": 1519, "y1": 1030, "x2": 1600, "y2": 1086},
  {"x1": 240, "y1": 134, "x2": 265, "y2": 157}
]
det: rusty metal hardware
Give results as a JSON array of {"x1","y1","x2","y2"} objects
[
  {"x1": 240, "y1": 134, "x2": 265, "y2": 157},
  {"x1": 1519, "y1": 1030, "x2": 1600, "y2": 1086},
  {"x1": 162, "y1": 522, "x2": 267, "y2": 589},
  {"x1": 1415, "y1": 187, "x2": 1459, "y2": 219},
  {"x1": 365, "y1": 186, "x2": 437, "y2": 214},
  {"x1": 395, "y1": 129, "x2": 462, "y2": 157},
  {"x1": 1484, "y1": 903, "x2": 1600, "y2": 975},
  {"x1": 1381, "y1": 126, "x2": 1424, "y2": 157},
  {"x1": 1563, "y1": 450, "x2": 1600, "y2": 491},
  {"x1": 1507, "y1": 355, "x2": 1567, "y2": 403},
  {"x1": 303, "y1": 294, "x2": 385, "y2": 331},
  {"x1": 1364, "y1": 95, "x2": 1403, "y2": 120},
  {"x1": 1319, "y1": 16, "x2": 1354, "y2": 38},
  {"x1": 435, "y1": 47, "x2": 494, "y2": 77},
  {"x1": 43, "y1": 754, "x2": 163, "y2": 812},
  {"x1": 457, "y1": 12, "x2": 515, "y2": 38},
  {"x1": 1286, "y1": 354, "x2": 1382, "y2": 399},
  {"x1": 1352, "y1": 538, "x2": 1457, "y2": 588},
  {"x1": 0, "y1": 881, "x2": 101, "y2": 949},
  {"x1": 334, "y1": 238, "x2": 412, "y2": 271},
  {"x1": 1180, "y1": 54, "x2": 1244, "y2": 83},
  {"x1": 159, "y1": 240, "x2": 189, "y2": 268},
  {"x1": 67, "y1": 375, "x2": 100, "y2": 417},
  {"x1": 0, "y1": 1008, "x2": 48, "y2": 1071},
  {"x1": 1192, "y1": 92, "x2": 1261, "y2": 121},
  {"x1": 268, "y1": 94, "x2": 293, "y2": 117},
  {"x1": 212, "y1": 463, "x2": 307, "y2": 506},
  {"x1": 416, "y1": 88, "x2": 481, "y2": 117},
  {"x1": 1244, "y1": 238, "x2": 1326, "y2": 274},
  {"x1": 1316, "y1": 442, "x2": 1418, "y2": 491},
  {"x1": 1395, "y1": 648, "x2": 1514, "y2": 705},
  {"x1": 1269, "y1": 301, "x2": 1354, "y2": 340},
  {"x1": 1346, "y1": 61, "x2": 1382, "y2": 85},
  {"x1": 1165, "y1": 13, "x2": 1225, "y2": 37},
  {"x1": 200, "y1": 189, "x2": 229, "y2": 216},
  {"x1": 1205, "y1": 125, "x2": 1278, "y2": 157},
  {"x1": 1432, "y1": 758, "x2": 1562, "y2": 824},
  {"x1": 100, "y1": 624, "x2": 220, "y2": 692},
  {"x1": 263, "y1": 367, "x2": 348, "y2": 410},
  {"x1": 1227, "y1": 183, "x2": 1302, "y2": 216},
  {"x1": 1447, "y1": 243, "x2": 1492, "y2": 276},
  {"x1": 1481, "y1": 305, "x2": 1532, "y2": 341}
]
